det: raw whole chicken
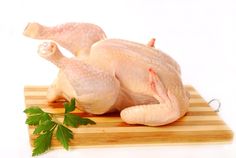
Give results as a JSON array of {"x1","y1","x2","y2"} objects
[{"x1": 24, "y1": 22, "x2": 189, "y2": 126}]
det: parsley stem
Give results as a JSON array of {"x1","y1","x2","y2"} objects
[
  {"x1": 50, "y1": 123, "x2": 58, "y2": 132},
  {"x1": 49, "y1": 113, "x2": 64, "y2": 116},
  {"x1": 50, "y1": 114, "x2": 62, "y2": 125}
]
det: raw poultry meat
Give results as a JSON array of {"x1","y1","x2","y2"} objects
[
  {"x1": 24, "y1": 22, "x2": 106, "y2": 59},
  {"x1": 24, "y1": 22, "x2": 189, "y2": 126}
]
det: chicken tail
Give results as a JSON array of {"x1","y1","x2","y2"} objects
[{"x1": 147, "y1": 38, "x2": 156, "y2": 47}]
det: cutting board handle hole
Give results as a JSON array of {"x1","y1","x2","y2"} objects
[{"x1": 208, "y1": 99, "x2": 221, "y2": 112}]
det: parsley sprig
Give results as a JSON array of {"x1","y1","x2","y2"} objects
[{"x1": 24, "y1": 98, "x2": 96, "y2": 156}]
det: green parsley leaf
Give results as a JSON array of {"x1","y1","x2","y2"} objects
[
  {"x1": 40, "y1": 113, "x2": 52, "y2": 122},
  {"x1": 32, "y1": 130, "x2": 53, "y2": 156},
  {"x1": 24, "y1": 107, "x2": 51, "y2": 125},
  {"x1": 64, "y1": 113, "x2": 96, "y2": 127},
  {"x1": 56, "y1": 124, "x2": 73, "y2": 150},
  {"x1": 76, "y1": 117, "x2": 96, "y2": 125},
  {"x1": 24, "y1": 106, "x2": 44, "y2": 114},
  {"x1": 63, "y1": 113, "x2": 78, "y2": 127},
  {"x1": 33, "y1": 120, "x2": 56, "y2": 134},
  {"x1": 64, "y1": 98, "x2": 76, "y2": 113},
  {"x1": 25, "y1": 115, "x2": 42, "y2": 125}
]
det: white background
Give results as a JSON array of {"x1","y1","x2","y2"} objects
[{"x1": 0, "y1": 0, "x2": 235, "y2": 157}]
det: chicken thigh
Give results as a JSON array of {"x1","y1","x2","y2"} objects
[{"x1": 38, "y1": 42, "x2": 120, "y2": 114}]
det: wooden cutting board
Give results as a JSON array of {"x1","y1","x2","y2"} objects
[{"x1": 24, "y1": 85, "x2": 233, "y2": 148}]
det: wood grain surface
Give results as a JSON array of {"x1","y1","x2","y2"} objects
[{"x1": 24, "y1": 85, "x2": 233, "y2": 148}]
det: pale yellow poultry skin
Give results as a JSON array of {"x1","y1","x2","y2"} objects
[{"x1": 24, "y1": 23, "x2": 189, "y2": 126}]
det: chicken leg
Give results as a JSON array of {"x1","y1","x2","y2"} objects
[
  {"x1": 24, "y1": 22, "x2": 106, "y2": 58},
  {"x1": 38, "y1": 41, "x2": 120, "y2": 114},
  {"x1": 120, "y1": 68, "x2": 181, "y2": 126}
]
